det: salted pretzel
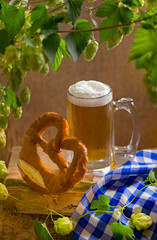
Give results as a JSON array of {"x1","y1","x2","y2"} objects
[{"x1": 17, "y1": 112, "x2": 88, "y2": 195}]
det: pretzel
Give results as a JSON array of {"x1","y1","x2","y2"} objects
[{"x1": 17, "y1": 112, "x2": 88, "y2": 195}]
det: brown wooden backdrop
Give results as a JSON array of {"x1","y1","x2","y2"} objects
[{"x1": 1, "y1": 31, "x2": 157, "y2": 165}]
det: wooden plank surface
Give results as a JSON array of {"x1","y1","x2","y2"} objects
[
  {"x1": 1, "y1": 146, "x2": 93, "y2": 240},
  {"x1": 1, "y1": 209, "x2": 73, "y2": 240},
  {"x1": 3, "y1": 146, "x2": 92, "y2": 215}
]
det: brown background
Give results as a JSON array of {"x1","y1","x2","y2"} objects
[{"x1": 1, "y1": 30, "x2": 157, "y2": 164}]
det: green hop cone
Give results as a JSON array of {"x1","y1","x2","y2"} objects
[
  {"x1": 8, "y1": 65, "x2": 24, "y2": 92},
  {"x1": 54, "y1": 217, "x2": 73, "y2": 236},
  {"x1": 121, "y1": 23, "x2": 135, "y2": 36},
  {"x1": 0, "y1": 183, "x2": 9, "y2": 200},
  {"x1": 20, "y1": 54, "x2": 32, "y2": 72},
  {"x1": 0, "y1": 128, "x2": 6, "y2": 148},
  {"x1": 0, "y1": 116, "x2": 8, "y2": 130},
  {"x1": 31, "y1": 53, "x2": 45, "y2": 72},
  {"x1": 0, "y1": 160, "x2": 9, "y2": 179},
  {"x1": 0, "y1": 102, "x2": 10, "y2": 117},
  {"x1": 12, "y1": 106, "x2": 23, "y2": 120},
  {"x1": 83, "y1": 40, "x2": 99, "y2": 62},
  {"x1": 131, "y1": 213, "x2": 153, "y2": 231},
  {"x1": 40, "y1": 63, "x2": 49, "y2": 75},
  {"x1": 4, "y1": 45, "x2": 18, "y2": 63},
  {"x1": 107, "y1": 31, "x2": 123, "y2": 50},
  {"x1": 0, "y1": 84, "x2": 6, "y2": 100},
  {"x1": 20, "y1": 87, "x2": 31, "y2": 104}
]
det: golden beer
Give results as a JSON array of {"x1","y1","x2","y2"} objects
[
  {"x1": 67, "y1": 80, "x2": 113, "y2": 169},
  {"x1": 67, "y1": 100, "x2": 113, "y2": 162}
]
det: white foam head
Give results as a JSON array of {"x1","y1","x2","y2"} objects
[{"x1": 68, "y1": 80, "x2": 113, "y2": 107}]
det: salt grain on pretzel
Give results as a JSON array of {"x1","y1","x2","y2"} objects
[{"x1": 18, "y1": 112, "x2": 88, "y2": 195}]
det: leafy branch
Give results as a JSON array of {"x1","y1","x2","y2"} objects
[{"x1": 1, "y1": 0, "x2": 157, "y2": 148}]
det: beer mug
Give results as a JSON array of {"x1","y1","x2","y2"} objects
[{"x1": 67, "y1": 80, "x2": 140, "y2": 182}]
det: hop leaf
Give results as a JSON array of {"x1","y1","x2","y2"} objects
[
  {"x1": 110, "y1": 222, "x2": 135, "y2": 240},
  {"x1": 90, "y1": 195, "x2": 110, "y2": 216},
  {"x1": 33, "y1": 220, "x2": 53, "y2": 240},
  {"x1": 142, "y1": 74, "x2": 157, "y2": 105},
  {"x1": 83, "y1": 39, "x2": 98, "y2": 61},
  {"x1": 145, "y1": 168, "x2": 157, "y2": 185}
]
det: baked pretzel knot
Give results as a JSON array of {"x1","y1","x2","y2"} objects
[{"x1": 18, "y1": 112, "x2": 88, "y2": 195}]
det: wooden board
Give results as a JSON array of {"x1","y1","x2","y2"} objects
[{"x1": 3, "y1": 146, "x2": 93, "y2": 216}]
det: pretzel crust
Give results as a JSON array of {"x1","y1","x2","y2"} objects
[{"x1": 18, "y1": 112, "x2": 88, "y2": 195}]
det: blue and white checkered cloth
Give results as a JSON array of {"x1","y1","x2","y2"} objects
[{"x1": 72, "y1": 150, "x2": 157, "y2": 240}]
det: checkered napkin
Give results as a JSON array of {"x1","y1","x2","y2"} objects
[{"x1": 72, "y1": 150, "x2": 157, "y2": 240}]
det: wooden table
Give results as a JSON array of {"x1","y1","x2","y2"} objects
[{"x1": 1, "y1": 146, "x2": 92, "y2": 240}]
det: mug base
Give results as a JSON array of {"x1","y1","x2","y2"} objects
[{"x1": 82, "y1": 165, "x2": 111, "y2": 184}]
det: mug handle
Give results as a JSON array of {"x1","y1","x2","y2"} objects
[{"x1": 113, "y1": 98, "x2": 140, "y2": 164}]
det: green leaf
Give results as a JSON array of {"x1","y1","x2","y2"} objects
[
  {"x1": 41, "y1": 16, "x2": 60, "y2": 38},
  {"x1": 9, "y1": 0, "x2": 20, "y2": 6},
  {"x1": 90, "y1": 195, "x2": 110, "y2": 216},
  {"x1": 129, "y1": 27, "x2": 157, "y2": 61},
  {"x1": 118, "y1": 6, "x2": 137, "y2": 23},
  {"x1": 65, "y1": 0, "x2": 83, "y2": 25},
  {"x1": 99, "y1": 16, "x2": 119, "y2": 43},
  {"x1": 0, "y1": 29, "x2": 11, "y2": 54},
  {"x1": 50, "y1": 39, "x2": 70, "y2": 73},
  {"x1": 33, "y1": 220, "x2": 53, "y2": 240},
  {"x1": 149, "y1": 55, "x2": 157, "y2": 85},
  {"x1": 145, "y1": 0, "x2": 157, "y2": 11},
  {"x1": 95, "y1": 1, "x2": 118, "y2": 18},
  {"x1": 59, "y1": 39, "x2": 71, "y2": 58},
  {"x1": 145, "y1": 168, "x2": 157, "y2": 185},
  {"x1": 22, "y1": 36, "x2": 35, "y2": 48},
  {"x1": 50, "y1": 51, "x2": 62, "y2": 73},
  {"x1": 65, "y1": 19, "x2": 91, "y2": 63},
  {"x1": 28, "y1": 3, "x2": 49, "y2": 36},
  {"x1": 110, "y1": 222, "x2": 135, "y2": 240},
  {"x1": 91, "y1": 18, "x2": 98, "y2": 27},
  {"x1": 135, "y1": 53, "x2": 151, "y2": 70},
  {"x1": 2, "y1": 5, "x2": 25, "y2": 38},
  {"x1": 122, "y1": 0, "x2": 143, "y2": 8},
  {"x1": 43, "y1": 33, "x2": 60, "y2": 65},
  {"x1": 4, "y1": 88, "x2": 21, "y2": 108},
  {"x1": 140, "y1": 11, "x2": 157, "y2": 29}
]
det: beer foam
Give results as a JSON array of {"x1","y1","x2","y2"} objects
[{"x1": 68, "y1": 80, "x2": 113, "y2": 107}]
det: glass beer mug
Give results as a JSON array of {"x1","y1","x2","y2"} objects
[{"x1": 67, "y1": 80, "x2": 140, "y2": 182}]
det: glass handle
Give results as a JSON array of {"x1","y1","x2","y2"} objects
[{"x1": 113, "y1": 98, "x2": 140, "y2": 161}]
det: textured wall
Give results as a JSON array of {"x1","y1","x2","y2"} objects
[{"x1": 1, "y1": 31, "x2": 157, "y2": 164}]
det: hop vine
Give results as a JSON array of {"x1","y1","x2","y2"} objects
[{"x1": 0, "y1": 0, "x2": 157, "y2": 148}]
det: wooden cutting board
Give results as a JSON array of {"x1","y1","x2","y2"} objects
[{"x1": 3, "y1": 146, "x2": 93, "y2": 216}]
